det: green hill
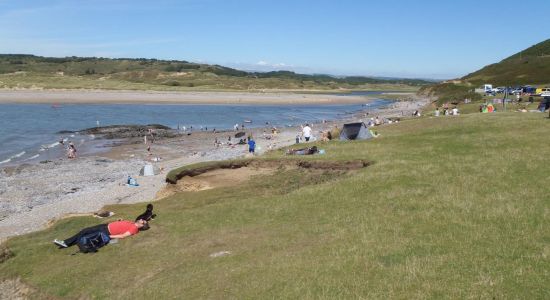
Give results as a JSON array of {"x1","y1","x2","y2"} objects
[
  {"x1": 420, "y1": 39, "x2": 550, "y2": 103},
  {"x1": 463, "y1": 39, "x2": 550, "y2": 86},
  {"x1": 0, "y1": 54, "x2": 430, "y2": 91}
]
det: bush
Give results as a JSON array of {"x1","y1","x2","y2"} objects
[{"x1": 165, "y1": 80, "x2": 181, "y2": 86}]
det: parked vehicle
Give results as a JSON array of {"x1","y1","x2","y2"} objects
[
  {"x1": 510, "y1": 87, "x2": 523, "y2": 95},
  {"x1": 492, "y1": 87, "x2": 505, "y2": 94},
  {"x1": 474, "y1": 84, "x2": 494, "y2": 95},
  {"x1": 522, "y1": 86, "x2": 537, "y2": 94},
  {"x1": 541, "y1": 88, "x2": 550, "y2": 97}
]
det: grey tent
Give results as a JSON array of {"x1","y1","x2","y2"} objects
[{"x1": 339, "y1": 122, "x2": 374, "y2": 141}]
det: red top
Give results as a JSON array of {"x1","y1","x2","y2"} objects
[{"x1": 108, "y1": 221, "x2": 139, "y2": 236}]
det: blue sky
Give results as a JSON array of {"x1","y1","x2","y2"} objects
[{"x1": 0, "y1": 0, "x2": 548, "y2": 79}]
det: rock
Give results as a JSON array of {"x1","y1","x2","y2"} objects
[{"x1": 209, "y1": 251, "x2": 231, "y2": 258}]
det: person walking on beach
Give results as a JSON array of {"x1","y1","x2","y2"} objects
[
  {"x1": 302, "y1": 123, "x2": 312, "y2": 142},
  {"x1": 248, "y1": 138, "x2": 256, "y2": 154},
  {"x1": 53, "y1": 219, "x2": 148, "y2": 249}
]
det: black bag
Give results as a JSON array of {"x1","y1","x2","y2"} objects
[{"x1": 77, "y1": 231, "x2": 110, "y2": 253}]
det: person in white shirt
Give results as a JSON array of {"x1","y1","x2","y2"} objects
[
  {"x1": 452, "y1": 107, "x2": 459, "y2": 115},
  {"x1": 435, "y1": 108, "x2": 440, "y2": 117},
  {"x1": 302, "y1": 124, "x2": 312, "y2": 142}
]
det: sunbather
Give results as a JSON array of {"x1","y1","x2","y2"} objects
[
  {"x1": 286, "y1": 146, "x2": 318, "y2": 155},
  {"x1": 53, "y1": 219, "x2": 148, "y2": 248}
]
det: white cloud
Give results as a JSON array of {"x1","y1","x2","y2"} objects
[{"x1": 252, "y1": 60, "x2": 294, "y2": 70}]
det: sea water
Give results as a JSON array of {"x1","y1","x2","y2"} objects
[{"x1": 0, "y1": 98, "x2": 392, "y2": 166}]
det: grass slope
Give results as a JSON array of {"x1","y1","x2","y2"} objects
[
  {"x1": 421, "y1": 39, "x2": 550, "y2": 103},
  {"x1": 1, "y1": 112, "x2": 549, "y2": 299},
  {"x1": 464, "y1": 39, "x2": 550, "y2": 86},
  {"x1": 0, "y1": 55, "x2": 429, "y2": 91}
]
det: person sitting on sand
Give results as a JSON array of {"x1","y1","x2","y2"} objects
[
  {"x1": 53, "y1": 219, "x2": 148, "y2": 248},
  {"x1": 321, "y1": 131, "x2": 331, "y2": 142}
]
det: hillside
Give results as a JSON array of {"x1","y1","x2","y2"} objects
[
  {"x1": 420, "y1": 39, "x2": 550, "y2": 103},
  {"x1": 463, "y1": 39, "x2": 550, "y2": 86},
  {"x1": 0, "y1": 55, "x2": 430, "y2": 91}
]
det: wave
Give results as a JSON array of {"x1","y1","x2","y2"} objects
[
  {"x1": 21, "y1": 154, "x2": 40, "y2": 161},
  {"x1": 0, "y1": 151, "x2": 26, "y2": 164},
  {"x1": 40, "y1": 142, "x2": 60, "y2": 150},
  {"x1": 12, "y1": 151, "x2": 26, "y2": 158}
]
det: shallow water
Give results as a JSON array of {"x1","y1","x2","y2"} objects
[{"x1": 0, "y1": 98, "x2": 392, "y2": 166}]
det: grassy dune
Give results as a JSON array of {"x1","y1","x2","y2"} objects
[
  {"x1": 0, "y1": 55, "x2": 428, "y2": 92},
  {"x1": 1, "y1": 112, "x2": 549, "y2": 298}
]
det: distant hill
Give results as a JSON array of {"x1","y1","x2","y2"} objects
[
  {"x1": 420, "y1": 39, "x2": 550, "y2": 103},
  {"x1": 0, "y1": 54, "x2": 431, "y2": 91}
]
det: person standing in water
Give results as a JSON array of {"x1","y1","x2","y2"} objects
[{"x1": 67, "y1": 142, "x2": 77, "y2": 159}]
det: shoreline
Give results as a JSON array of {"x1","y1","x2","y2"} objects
[
  {"x1": 0, "y1": 89, "x2": 383, "y2": 105},
  {"x1": 0, "y1": 96, "x2": 429, "y2": 242}
]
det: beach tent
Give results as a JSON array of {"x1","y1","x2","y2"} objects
[
  {"x1": 140, "y1": 164, "x2": 160, "y2": 176},
  {"x1": 339, "y1": 122, "x2": 374, "y2": 141}
]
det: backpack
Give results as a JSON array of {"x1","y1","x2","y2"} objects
[{"x1": 77, "y1": 231, "x2": 111, "y2": 253}]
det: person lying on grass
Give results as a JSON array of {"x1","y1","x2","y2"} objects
[{"x1": 53, "y1": 219, "x2": 148, "y2": 248}]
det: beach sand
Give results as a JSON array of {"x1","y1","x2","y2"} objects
[
  {"x1": 0, "y1": 89, "x2": 381, "y2": 105},
  {"x1": 0, "y1": 96, "x2": 429, "y2": 242}
]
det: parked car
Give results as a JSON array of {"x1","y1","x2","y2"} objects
[
  {"x1": 510, "y1": 88, "x2": 523, "y2": 95},
  {"x1": 519, "y1": 86, "x2": 536, "y2": 94},
  {"x1": 492, "y1": 87, "x2": 505, "y2": 94}
]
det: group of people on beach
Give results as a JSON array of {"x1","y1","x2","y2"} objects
[{"x1": 434, "y1": 106, "x2": 459, "y2": 116}]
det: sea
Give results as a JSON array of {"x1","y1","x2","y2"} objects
[{"x1": 0, "y1": 92, "x2": 394, "y2": 166}]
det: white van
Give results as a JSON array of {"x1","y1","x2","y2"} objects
[{"x1": 541, "y1": 88, "x2": 550, "y2": 97}]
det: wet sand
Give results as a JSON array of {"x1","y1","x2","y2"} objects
[{"x1": 0, "y1": 89, "x2": 374, "y2": 105}]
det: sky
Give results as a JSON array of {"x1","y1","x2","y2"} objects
[{"x1": 0, "y1": 0, "x2": 549, "y2": 79}]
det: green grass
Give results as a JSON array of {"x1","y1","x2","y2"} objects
[{"x1": 1, "y1": 112, "x2": 550, "y2": 299}]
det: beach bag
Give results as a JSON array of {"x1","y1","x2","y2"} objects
[{"x1": 77, "y1": 231, "x2": 111, "y2": 253}]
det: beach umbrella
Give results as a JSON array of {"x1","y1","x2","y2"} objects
[{"x1": 235, "y1": 132, "x2": 246, "y2": 138}]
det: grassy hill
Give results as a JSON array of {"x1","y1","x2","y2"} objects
[
  {"x1": 0, "y1": 55, "x2": 430, "y2": 92},
  {"x1": 1, "y1": 112, "x2": 549, "y2": 298},
  {"x1": 420, "y1": 39, "x2": 550, "y2": 104},
  {"x1": 463, "y1": 39, "x2": 550, "y2": 86}
]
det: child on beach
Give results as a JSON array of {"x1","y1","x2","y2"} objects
[
  {"x1": 248, "y1": 138, "x2": 256, "y2": 154},
  {"x1": 67, "y1": 143, "x2": 77, "y2": 159}
]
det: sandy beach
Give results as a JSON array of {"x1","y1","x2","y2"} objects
[
  {"x1": 0, "y1": 89, "x2": 386, "y2": 105},
  {"x1": 0, "y1": 96, "x2": 429, "y2": 242}
]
